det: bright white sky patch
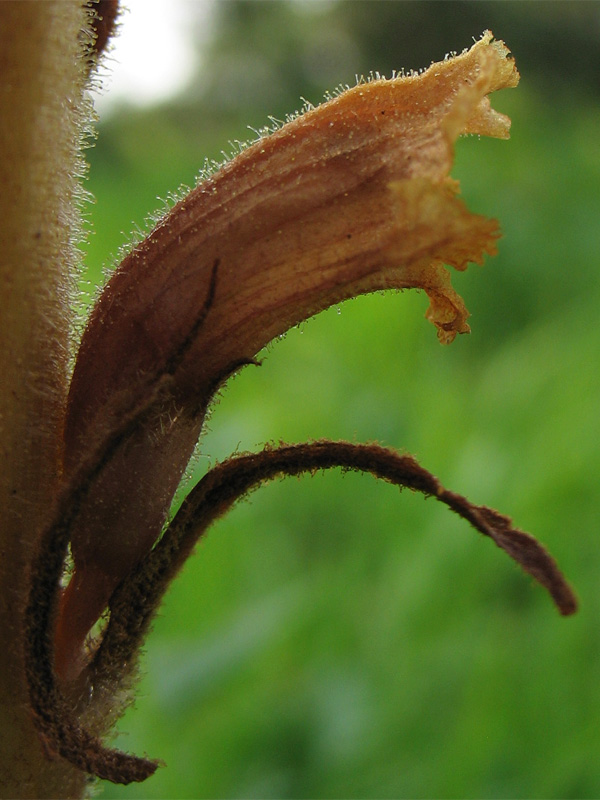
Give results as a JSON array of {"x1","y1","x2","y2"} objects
[{"x1": 92, "y1": 0, "x2": 213, "y2": 117}]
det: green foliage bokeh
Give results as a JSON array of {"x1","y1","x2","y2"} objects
[{"x1": 92, "y1": 3, "x2": 600, "y2": 797}]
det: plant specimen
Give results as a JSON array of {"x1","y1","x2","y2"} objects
[{"x1": 0, "y1": 1, "x2": 576, "y2": 793}]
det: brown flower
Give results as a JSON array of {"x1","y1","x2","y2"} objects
[{"x1": 23, "y1": 31, "x2": 576, "y2": 786}]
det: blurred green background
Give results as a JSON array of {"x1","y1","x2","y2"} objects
[{"x1": 91, "y1": 2, "x2": 600, "y2": 797}]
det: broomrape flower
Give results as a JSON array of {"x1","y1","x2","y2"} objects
[{"x1": 13, "y1": 6, "x2": 575, "y2": 786}]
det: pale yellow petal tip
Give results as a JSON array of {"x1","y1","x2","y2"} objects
[
  {"x1": 482, "y1": 30, "x2": 520, "y2": 88},
  {"x1": 425, "y1": 282, "x2": 471, "y2": 344},
  {"x1": 386, "y1": 179, "x2": 500, "y2": 343},
  {"x1": 439, "y1": 31, "x2": 519, "y2": 144},
  {"x1": 477, "y1": 30, "x2": 520, "y2": 96}
]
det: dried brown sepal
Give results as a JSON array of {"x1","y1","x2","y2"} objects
[
  {"x1": 56, "y1": 33, "x2": 521, "y2": 679},
  {"x1": 27, "y1": 439, "x2": 576, "y2": 784},
  {"x1": 97, "y1": 441, "x2": 577, "y2": 680},
  {"x1": 24, "y1": 493, "x2": 159, "y2": 784},
  {"x1": 24, "y1": 261, "x2": 257, "y2": 780},
  {"x1": 23, "y1": 371, "x2": 174, "y2": 783}
]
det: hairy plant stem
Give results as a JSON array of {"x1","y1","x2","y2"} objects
[{"x1": 0, "y1": 2, "x2": 95, "y2": 796}]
